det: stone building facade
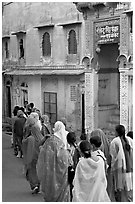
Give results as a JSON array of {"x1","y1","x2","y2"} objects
[
  {"x1": 2, "y1": 2, "x2": 133, "y2": 137},
  {"x1": 75, "y1": 2, "x2": 133, "y2": 136}
]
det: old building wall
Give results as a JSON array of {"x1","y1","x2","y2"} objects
[
  {"x1": 11, "y1": 75, "x2": 42, "y2": 112},
  {"x1": 27, "y1": 76, "x2": 42, "y2": 111},
  {"x1": 41, "y1": 75, "x2": 82, "y2": 133},
  {"x1": 2, "y1": 2, "x2": 85, "y2": 66}
]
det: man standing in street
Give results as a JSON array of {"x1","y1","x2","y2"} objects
[{"x1": 14, "y1": 110, "x2": 26, "y2": 158}]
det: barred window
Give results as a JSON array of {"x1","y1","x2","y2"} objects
[
  {"x1": 42, "y1": 32, "x2": 51, "y2": 57},
  {"x1": 44, "y1": 92, "x2": 57, "y2": 128},
  {"x1": 68, "y1": 29, "x2": 77, "y2": 54},
  {"x1": 70, "y1": 85, "x2": 77, "y2": 101}
]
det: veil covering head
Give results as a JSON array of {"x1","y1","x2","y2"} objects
[
  {"x1": 29, "y1": 112, "x2": 39, "y2": 121},
  {"x1": 90, "y1": 129, "x2": 110, "y2": 164},
  {"x1": 29, "y1": 112, "x2": 42, "y2": 131},
  {"x1": 41, "y1": 114, "x2": 49, "y2": 124},
  {"x1": 41, "y1": 114, "x2": 52, "y2": 134},
  {"x1": 53, "y1": 121, "x2": 67, "y2": 149}
]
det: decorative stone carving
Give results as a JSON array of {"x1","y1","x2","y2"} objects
[
  {"x1": 84, "y1": 71, "x2": 98, "y2": 134},
  {"x1": 119, "y1": 70, "x2": 129, "y2": 132},
  {"x1": 85, "y1": 71, "x2": 93, "y2": 134},
  {"x1": 120, "y1": 14, "x2": 128, "y2": 56},
  {"x1": 85, "y1": 19, "x2": 92, "y2": 56}
]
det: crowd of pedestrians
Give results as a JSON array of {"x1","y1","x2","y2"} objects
[{"x1": 10, "y1": 101, "x2": 133, "y2": 202}]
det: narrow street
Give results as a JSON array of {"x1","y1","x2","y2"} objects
[{"x1": 2, "y1": 132, "x2": 43, "y2": 202}]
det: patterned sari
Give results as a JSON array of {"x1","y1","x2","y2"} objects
[
  {"x1": 22, "y1": 125, "x2": 43, "y2": 190},
  {"x1": 37, "y1": 135, "x2": 70, "y2": 201}
]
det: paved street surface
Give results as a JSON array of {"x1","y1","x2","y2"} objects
[{"x1": 2, "y1": 132, "x2": 43, "y2": 202}]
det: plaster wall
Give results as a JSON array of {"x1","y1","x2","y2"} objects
[
  {"x1": 27, "y1": 76, "x2": 42, "y2": 111},
  {"x1": 2, "y1": 2, "x2": 85, "y2": 66},
  {"x1": 98, "y1": 73, "x2": 119, "y2": 105},
  {"x1": 26, "y1": 29, "x2": 41, "y2": 65},
  {"x1": 41, "y1": 75, "x2": 82, "y2": 132}
]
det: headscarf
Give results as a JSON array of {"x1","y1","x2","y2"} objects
[
  {"x1": 29, "y1": 112, "x2": 42, "y2": 131},
  {"x1": 31, "y1": 126, "x2": 44, "y2": 143},
  {"x1": 72, "y1": 156, "x2": 110, "y2": 202},
  {"x1": 41, "y1": 114, "x2": 52, "y2": 134},
  {"x1": 53, "y1": 121, "x2": 67, "y2": 149},
  {"x1": 22, "y1": 126, "x2": 44, "y2": 168},
  {"x1": 90, "y1": 129, "x2": 110, "y2": 164}
]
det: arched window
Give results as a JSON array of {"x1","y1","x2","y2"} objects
[
  {"x1": 42, "y1": 32, "x2": 51, "y2": 57},
  {"x1": 68, "y1": 29, "x2": 77, "y2": 54},
  {"x1": 20, "y1": 82, "x2": 28, "y2": 106},
  {"x1": 19, "y1": 39, "x2": 24, "y2": 58},
  {"x1": 5, "y1": 41, "x2": 9, "y2": 59}
]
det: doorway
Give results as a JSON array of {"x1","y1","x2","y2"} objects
[{"x1": 97, "y1": 43, "x2": 120, "y2": 129}]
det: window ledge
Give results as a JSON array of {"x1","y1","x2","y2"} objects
[
  {"x1": 58, "y1": 21, "x2": 82, "y2": 27},
  {"x1": 34, "y1": 24, "x2": 54, "y2": 29},
  {"x1": 11, "y1": 30, "x2": 26, "y2": 35}
]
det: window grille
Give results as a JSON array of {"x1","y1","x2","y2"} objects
[
  {"x1": 70, "y1": 85, "x2": 77, "y2": 101},
  {"x1": 68, "y1": 29, "x2": 77, "y2": 54},
  {"x1": 44, "y1": 92, "x2": 57, "y2": 128},
  {"x1": 42, "y1": 32, "x2": 51, "y2": 56}
]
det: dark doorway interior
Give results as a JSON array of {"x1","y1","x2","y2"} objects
[{"x1": 98, "y1": 43, "x2": 120, "y2": 106}]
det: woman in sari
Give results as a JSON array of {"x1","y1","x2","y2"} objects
[
  {"x1": 90, "y1": 128, "x2": 113, "y2": 200},
  {"x1": 22, "y1": 117, "x2": 44, "y2": 194},
  {"x1": 90, "y1": 129, "x2": 110, "y2": 165},
  {"x1": 110, "y1": 125, "x2": 133, "y2": 202},
  {"x1": 41, "y1": 114, "x2": 52, "y2": 138},
  {"x1": 37, "y1": 121, "x2": 70, "y2": 202},
  {"x1": 72, "y1": 140, "x2": 110, "y2": 202},
  {"x1": 28, "y1": 112, "x2": 42, "y2": 131}
]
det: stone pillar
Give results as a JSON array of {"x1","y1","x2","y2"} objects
[
  {"x1": 119, "y1": 68, "x2": 129, "y2": 133},
  {"x1": 118, "y1": 13, "x2": 130, "y2": 133},
  {"x1": 85, "y1": 68, "x2": 98, "y2": 135}
]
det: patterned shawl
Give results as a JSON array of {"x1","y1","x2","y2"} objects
[{"x1": 72, "y1": 157, "x2": 110, "y2": 202}]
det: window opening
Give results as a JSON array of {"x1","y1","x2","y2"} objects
[
  {"x1": 19, "y1": 39, "x2": 24, "y2": 59},
  {"x1": 130, "y1": 13, "x2": 133, "y2": 33},
  {"x1": 5, "y1": 41, "x2": 9, "y2": 59},
  {"x1": 44, "y1": 92, "x2": 57, "y2": 128},
  {"x1": 21, "y1": 82, "x2": 28, "y2": 106},
  {"x1": 42, "y1": 32, "x2": 51, "y2": 57},
  {"x1": 70, "y1": 85, "x2": 77, "y2": 101},
  {"x1": 68, "y1": 29, "x2": 77, "y2": 54}
]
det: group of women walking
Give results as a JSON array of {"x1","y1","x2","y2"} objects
[{"x1": 12, "y1": 106, "x2": 133, "y2": 202}]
